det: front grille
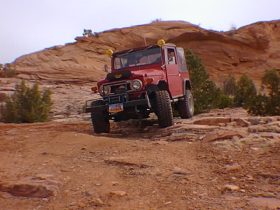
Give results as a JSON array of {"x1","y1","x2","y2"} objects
[{"x1": 104, "y1": 82, "x2": 131, "y2": 95}]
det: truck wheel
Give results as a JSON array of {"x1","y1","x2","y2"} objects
[
  {"x1": 155, "y1": 90, "x2": 174, "y2": 128},
  {"x1": 91, "y1": 101, "x2": 110, "y2": 133},
  {"x1": 178, "y1": 89, "x2": 194, "y2": 119}
]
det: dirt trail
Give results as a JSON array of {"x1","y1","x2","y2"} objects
[{"x1": 0, "y1": 108, "x2": 280, "y2": 210}]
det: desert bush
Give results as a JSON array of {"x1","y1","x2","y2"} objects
[
  {"x1": 83, "y1": 29, "x2": 93, "y2": 37},
  {"x1": 262, "y1": 69, "x2": 280, "y2": 97},
  {"x1": 262, "y1": 69, "x2": 280, "y2": 115},
  {"x1": 0, "y1": 64, "x2": 17, "y2": 78},
  {"x1": 249, "y1": 69, "x2": 280, "y2": 115},
  {"x1": 223, "y1": 74, "x2": 237, "y2": 96},
  {"x1": 217, "y1": 93, "x2": 234, "y2": 109},
  {"x1": 0, "y1": 92, "x2": 7, "y2": 120},
  {"x1": 248, "y1": 94, "x2": 269, "y2": 115},
  {"x1": 234, "y1": 75, "x2": 257, "y2": 108},
  {"x1": 151, "y1": 18, "x2": 162, "y2": 23},
  {"x1": 0, "y1": 81, "x2": 52, "y2": 123},
  {"x1": 185, "y1": 50, "x2": 232, "y2": 113}
]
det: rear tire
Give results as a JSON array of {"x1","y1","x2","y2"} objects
[
  {"x1": 91, "y1": 100, "x2": 110, "y2": 133},
  {"x1": 178, "y1": 89, "x2": 194, "y2": 119},
  {"x1": 155, "y1": 90, "x2": 174, "y2": 128}
]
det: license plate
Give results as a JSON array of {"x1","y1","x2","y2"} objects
[{"x1": 109, "y1": 103, "x2": 124, "y2": 113}]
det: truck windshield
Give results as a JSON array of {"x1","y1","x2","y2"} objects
[{"x1": 113, "y1": 47, "x2": 161, "y2": 70}]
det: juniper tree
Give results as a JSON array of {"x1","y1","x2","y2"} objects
[
  {"x1": 234, "y1": 75, "x2": 257, "y2": 108},
  {"x1": 185, "y1": 50, "x2": 230, "y2": 113},
  {"x1": 1, "y1": 81, "x2": 52, "y2": 123}
]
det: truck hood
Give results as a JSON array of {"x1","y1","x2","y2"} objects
[
  {"x1": 98, "y1": 67, "x2": 165, "y2": 86},
  {"x1": 133, "y1": 68, "x2": 165, "y2": 79}
]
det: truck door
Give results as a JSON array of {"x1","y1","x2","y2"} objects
[{"x1": 164, "y1": 47, "x2": 184, "y2": 98}]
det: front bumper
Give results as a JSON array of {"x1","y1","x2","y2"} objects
[{"x1": 85, "y1": 93, "x2": 150, "y2": 113}]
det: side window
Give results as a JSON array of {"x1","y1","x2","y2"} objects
[
  {"x1": 177, "y1": 48, "x2": 187, "y2": 72},
  {"x1": 167, "y1": 48, "x2": 176, "y2": 64}
]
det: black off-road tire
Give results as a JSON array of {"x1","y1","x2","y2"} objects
[
  {"x1": 155, "y1": 90, "x2": 174, "y2": 128},
  {"x1": 178, "y1": 89, "x2": 194, "y2": 119},
  {"x1": 91, "y1": 101, "x2": 110, "y2": 133}
]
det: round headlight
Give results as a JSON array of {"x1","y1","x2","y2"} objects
[
  {"x1": 131, "y1": 79, "x2": 142, "y2": 90},
  {"x1": 100, "y1": 85, "x2": 111, "y2": 95}
]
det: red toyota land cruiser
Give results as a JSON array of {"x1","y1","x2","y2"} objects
[{"x1": 85, "y1": 40, "x2": 194, "y2": 133}]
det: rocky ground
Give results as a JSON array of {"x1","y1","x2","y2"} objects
[{"x1": 0, "y1": 108, "x2": 279, "y2": 210}]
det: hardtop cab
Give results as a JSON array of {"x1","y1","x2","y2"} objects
[{"x1": 85, "y1": 40, "x2": 194, "y2": 133}]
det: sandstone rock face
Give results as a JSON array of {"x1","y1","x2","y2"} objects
[
  {"x1": 14, "y1": 21, "x2": 200, "y2": 83},
  {"x1": 12, "y1": 20, "x2": 280, "y2": 86},
  {"x1": 171, "y1": 20, "x2": 280, "y2": 87}
]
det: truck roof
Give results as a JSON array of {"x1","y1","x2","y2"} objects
[{"x1": 113, "y1": 43, "x2": 176, "y2": 56}]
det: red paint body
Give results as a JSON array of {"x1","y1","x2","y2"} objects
[{"x1": 97, "y1": 43, "x2": 190, "y2": 99}]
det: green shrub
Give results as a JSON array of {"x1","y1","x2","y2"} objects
[
  {"x1": 0, "y1": 64, "x2": 17, "y2": 78},
  {"x1": 263, "y1": 69, "x2": 280, "y2": 115},
  {"x1": 262, "y1": 69, "x2": 280, "y2": 97},
  {"x1": 217, "y1": 93, "x2": 234, "y2": 109},
  {"x1": 185, "y1": 50, "x2": 231, "y2": 113},
  {"x1": 0, "y1": 81, "x2": 52, "y2": 123},
  {"x1": 223, "y1": 74, "x2": 237, "y2": 96},
  {"x1": 267, "y1": 94, "x2": 280, "y2": 115},
  {"x1": 248, "y1": 69, "x2": 280, "y2": 115},
  {"x1": 234, "y1": 75, "x2": 257, "y2": 108},
  {"x1": 248, "y1": 94, "x2": 269, "y2": 115}
]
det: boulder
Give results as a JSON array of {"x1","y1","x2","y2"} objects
[
  {"x1": 193, "y1": 117, "x2": 231, "y2": 126},
  {"x1": 203, "y1": 130, "x2": 247, "y2": 142},
  {"x1": 0, "y1": 182, "x2": 54, "y2": 198},
  {"x1": 223, "y1": 184, "x2": 240, "y2": 192}
]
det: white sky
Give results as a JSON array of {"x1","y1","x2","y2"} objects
[{"x1": 0, "y1": 0, "x2": 279, "y2": 63}]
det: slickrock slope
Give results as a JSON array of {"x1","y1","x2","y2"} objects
[
  {"x1": 171, "y1": 20, "x2": 280, "y2": 86},
  {"x1": 14, "y1": 21, "x2": 201, "y2": 83},
  {"x1": 13, "y1": 20, "x2": 280, "y2": 86}
]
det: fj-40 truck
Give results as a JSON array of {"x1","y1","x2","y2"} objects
[{"x1": 85, "y1": 40, "x2": 194, "y2": 133}]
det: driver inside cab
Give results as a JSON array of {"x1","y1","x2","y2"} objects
[{"x1": 167, "y1": 49, "x2": 176, "y2": 64}]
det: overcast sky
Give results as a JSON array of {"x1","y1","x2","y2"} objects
[{"x1": 0, "y1": 0, "x2": 279, "y2": 63}]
